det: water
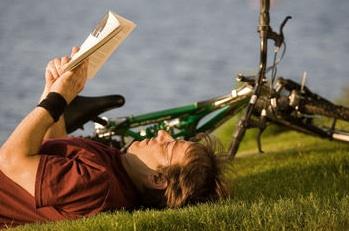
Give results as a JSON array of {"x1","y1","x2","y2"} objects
[{"x1": 1, "y1": 0, "x2": 349, "y2": 144}]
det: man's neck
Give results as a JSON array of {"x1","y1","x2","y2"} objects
[{"x1": 120, "y1": 153, "x2": 147, "y2": 193}]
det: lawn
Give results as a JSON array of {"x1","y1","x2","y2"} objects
[{"x1": 10, "y1": 125, "x2": 349, "y2": 231}]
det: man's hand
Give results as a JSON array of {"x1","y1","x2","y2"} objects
[
  {"x1": 49, "y1": 57, "x2": 88, "y2": 104},
  {"x1": 40, "y1": 47, "x2": 81, "y2": 101},
  {"x1": 40, "y1": 47, "x2": 87, "y2": 139}
]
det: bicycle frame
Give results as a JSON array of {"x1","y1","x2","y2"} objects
[{"x1": 93, "y1": 84, "x2": 253, "y2": 148}]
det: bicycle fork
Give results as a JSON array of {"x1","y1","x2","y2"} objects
[{"x1": 228, "y1": 0, "x2": 291, "y2": 157}]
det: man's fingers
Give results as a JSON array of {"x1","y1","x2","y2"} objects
[
  {"x1": 45, "y1": 68, "x2": 54, "y2": 81},
  {"x1": 70, "y1": 46, "x2": 80, "y2": 57},
  {"x1": 60, "y1": 56, "x2": 70, "y2": 72},
  {"x1": 61, "y1": 56, "x2": 70, "y2": 65},
  {"x1": 53, "y1": 58, "x2": 63, "y2": 76},
  {"x1": 47, "y1": 60, "x2": 59, "y2": 79}
]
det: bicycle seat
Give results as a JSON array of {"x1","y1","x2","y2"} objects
[{"x1": 64, "y1": 95, "x2": 125, "y2": 133}]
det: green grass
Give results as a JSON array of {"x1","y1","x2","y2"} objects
[{"x1": 10, "y1": 126, "x2": 349, "y2": 231}]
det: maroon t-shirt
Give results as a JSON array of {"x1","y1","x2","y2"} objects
[{"x1": 0, "y1": 137, "x2": 140, "y2": 228}]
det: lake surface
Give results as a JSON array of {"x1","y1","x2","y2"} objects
[{"x1": 1, "y1": 0, "x2": 349, "y2": 143}]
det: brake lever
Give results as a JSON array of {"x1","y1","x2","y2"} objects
[{"x1": 268, "y1": 16, "x2": 292, "y2": 47}]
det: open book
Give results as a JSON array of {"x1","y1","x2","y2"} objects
[{"x1": 64, "y1": 11, "x2": 136, "y2": 79}]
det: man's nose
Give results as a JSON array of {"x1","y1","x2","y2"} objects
[{"x1": 156, "y1": 130, "x2": 174, "y2": 142}]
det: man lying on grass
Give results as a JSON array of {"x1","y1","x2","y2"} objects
[{"x1": 0, "y1": 48, "x2": 228, "y2": 228}]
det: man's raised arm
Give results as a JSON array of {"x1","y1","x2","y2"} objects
[
  {"x1": 40, "y1": 47, "x2": 80, "y2": 140},
  {"x1": 0, "y1": 54, "x2": 87, "y2": 196}
]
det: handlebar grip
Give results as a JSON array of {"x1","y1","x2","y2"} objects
[
  {"x1": 236, "y1": 74, "x2": 256, "y2": 85},
  {"x1": 261, "y1": 0, "x2": 270, "y2": 12},
  {"x1": 228, "y1": 119, "x2": 247, "y2": 157}
]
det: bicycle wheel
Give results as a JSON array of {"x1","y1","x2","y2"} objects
[
  {"x1": 302, "y1": 100, "x2": 349, "y2": 142},
  {"x1": 303, "y1": 100, "x2": 349, "y2": 121}
]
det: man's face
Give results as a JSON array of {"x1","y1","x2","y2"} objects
[{"x1": 127, "y1": 130, "x2": 192, "y2": 171}]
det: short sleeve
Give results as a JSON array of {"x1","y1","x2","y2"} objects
[{"x1": 35, "y1": 154, "x2": 110, "y2": 217}]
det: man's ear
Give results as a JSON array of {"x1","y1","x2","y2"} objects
[{"x1": 147, "y1": 173, "x2": 168, "y2": 190}]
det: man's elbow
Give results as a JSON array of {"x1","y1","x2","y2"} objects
[
  {"x1": 0, "y1": 144, "x2": 21, "y2": 171},
  {"x1": 0, "y1": 146, "x2": 10, "y2": 171}
]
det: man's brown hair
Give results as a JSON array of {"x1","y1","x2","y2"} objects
[{"x1": 141, "y1": 133, "x2": 229, "y2": 208}]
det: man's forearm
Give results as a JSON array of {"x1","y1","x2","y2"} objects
[
  {"x1": 0, "y1": 107, "x2": 54, "y2": 160},
  {"x1": 40, "y1": 89, "x2": 67, "y2": 139},
  {"x1": 43, "y1": 116, "x2": 67, "y2": 140}
]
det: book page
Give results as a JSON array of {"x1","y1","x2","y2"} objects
[
  {"x1": 85, "y1": 14, "x2": 136, "y2": 78},
  {"x1": 64, "y1": 11, "x2": 136, "y2": 79}
]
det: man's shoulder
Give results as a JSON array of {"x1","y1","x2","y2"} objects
[{"x1": 40, "y1": 137, "x2": 120, "y2": 155}]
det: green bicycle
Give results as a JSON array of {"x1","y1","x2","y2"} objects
[{"x1": 64, "y1": 0, "x2": 349, "y2": 157}]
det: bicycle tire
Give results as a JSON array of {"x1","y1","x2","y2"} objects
[
  {"x1": 303, "y1": 100, "x2": 349, "y2": 121},
  {"x1": 303, "y1": 100, "x2": 349, "y2": 142}
]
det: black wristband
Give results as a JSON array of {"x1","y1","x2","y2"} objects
[{"x1": 38, "y1": 92, "x2": 67, "y2": 122}]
